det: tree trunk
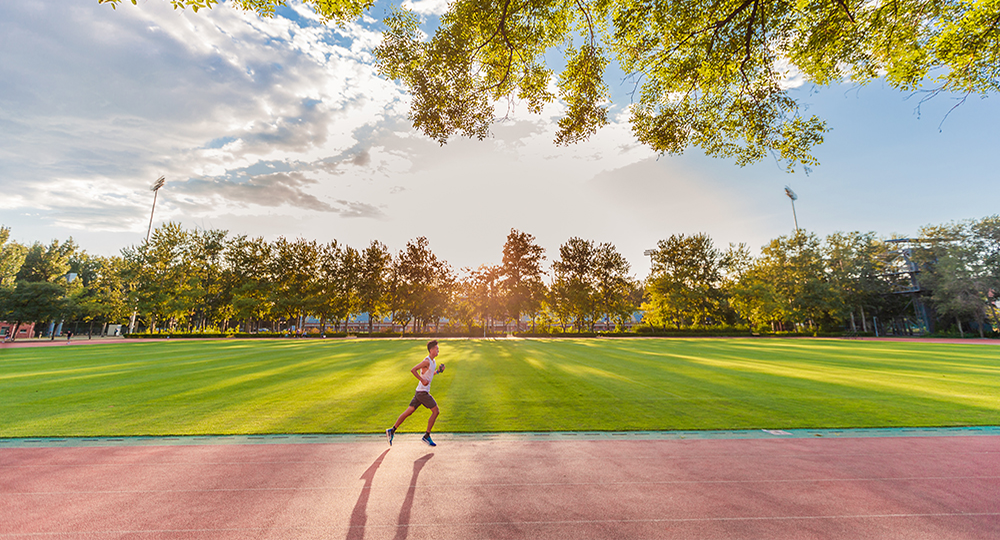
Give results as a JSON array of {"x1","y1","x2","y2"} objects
[
  {"x1": 860, "y1": 305, "x2": 868, "y2": 332},
  {"x1": 957, "y1": 317, "x2": 964, "y2": 338}
]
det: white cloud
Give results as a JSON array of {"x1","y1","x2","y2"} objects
[
  {"x1": 402, "y1": 0, "x2": 451, "y2": 16},
  {"x1": 0, "y1": 0, "x2": 406, "y2": 235},
  {"x1": 776, "y1": 57, "x2": 806, "y2": 90}
]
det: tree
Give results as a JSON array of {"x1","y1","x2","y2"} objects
[
  {"x1": 12, "y1": 239, "x2": 84, "y2": 336},
  {"x1": 730, "y1": 274, "x2": 784, "y2": 331},
  {"x1": 0, "y1": 227, "x2": 26, "y2": 288},
  {"x1": 374, "y1": 0, "x2": 827, "y2": 168},
  {"x1": 16, "y1": 238, "x2": 77, "y2": 283},
  {"x1": 122, "y1": 223, "x2": 193, "y2": 332},
  {"x1": 316, "y1": 242, "x2": 361, "y2": 332},
  {"x1": 970, "y1": 216, "x2": 1000, "y2": 332},
  {"x1": 732, "y1": 231, "x2": 843, "y2": 331},
  {"x1": 824, "y1": 231, "x2": 896, "y2": 332},
  {"x1": 550, "y1": 237, "x2": 598, "y2": 331},
  {"x1": 643, "y1": 233, "x2": 728, "y2": 329},
  {"x1": 225, "y1": 235, "x2": 274, "y2": 332},
  {"x1": 270, "y1": 237, "x2": 321, "y2": 333},
  {"x1": 719, "y1": 241, "x2": 753, "y2": 319},
  {"x1": 591, "y1": 242, "x2": 638, "y2": 331},
  {"x1": 916, "y1": 220, "x2": 997, "y2": 336},
  {"x1": 500, "y1": 229, "x2": 546, "y2": 331},
  {"x1": 357, "y1": 240, "x2": 392, "y2": 334},
  {"x1": 339, "y1": 245, "x2": 363, "y2": 329},
  {"x1": 393, "y1": 237, "x2": 454, "y2": 333},
  {"x1": 458, "y1": 264, "x2": 504, "y2": 335},
  {"x1": 185, "y1": 229, "x2": 230, "y2": 331},
  {"x1": 930, "y1": 248, "x2": 990, "y2": 337},
  {"x1": 72, "y1": 255, "x2": 131, "y2": 335},
  {"x1": 104, "y1": 0, "x2": 1000, "y2": 170},
  {"x1": 63, "y1": 252, "x2": 98, "y2": 334}
]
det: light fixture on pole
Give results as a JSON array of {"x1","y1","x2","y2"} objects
[
  {"x1": 784, "y1": 186, "x2": 799, "y2": 232},
  {"x1": 146, "y1": 176, "x2": 166, "y2": 243},
  {"x1": 644, "y1": 249, "x2": 656, "y2": 271}
]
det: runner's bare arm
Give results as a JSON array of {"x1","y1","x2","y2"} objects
[{"x1": 411, "y1": 359, "x2": 430, "y2": 386}]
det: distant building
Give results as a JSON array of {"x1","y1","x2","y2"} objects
[
  {"x1": 591, "y1": 313, "x2": 643, "y2": 332},
  {"x1": 302, "y1": 314, "x2": 397, "y2": 333},
  {"x1": 1, "y1": 322, "x2": 36, "y2": 340}
]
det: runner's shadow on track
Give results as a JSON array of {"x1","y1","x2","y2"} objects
[
  {"x1": 393, "y1": 453, "x2": 434, "y2": 540},
  {"x1": 347, "y1": 449, "x2": 390, "y2": 540}
]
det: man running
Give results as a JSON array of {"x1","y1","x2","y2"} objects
[{"x1": 386, "y1": 340, "x2": 445, "y2": 447}]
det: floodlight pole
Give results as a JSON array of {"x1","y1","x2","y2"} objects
[
  {"x1": 784, "y1": 186, "x2": 799, "y2": 233},
  {"x1": 790, "y1": 199, "x2": 799, "y2": 232},
  {"x1": 146, "y1": 176, "x2": 167, "y2": 243},
  {"x1": 643, "y1": 249, "x2": 656, "y2": 265},
  {"x1": 130, "y1": 176, "x2": 166, "y2": 334}
]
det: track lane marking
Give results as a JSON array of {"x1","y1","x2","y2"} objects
[
  {"x1": 5, "y1": 475, "x2": 999, "y2": 495},
  {"x1": 1, "y1": 513, "x2": 998, "y2": 537}
]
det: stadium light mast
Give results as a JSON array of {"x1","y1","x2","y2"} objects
[
  {"x1": 131, "y1": 176, "x2": 166, "y2": 335},
  {"x1": 146, "y1": 176, "x2": 166, "y2": 243},
  {"x1": 644, "y1": 249, "x2": 656, "y2": 274},
  {"x1": 784, "y1": 186, "x2": 799, "y2": 233}
]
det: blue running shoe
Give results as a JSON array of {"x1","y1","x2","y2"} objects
[
  {"x1": 421, "y1": 433, "x2": 436, "y2": 447},
  {"x1": 386, "y1": 428, "x2": 395, "y2": 446}
]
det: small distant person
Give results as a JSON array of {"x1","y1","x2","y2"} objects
[
  {"x1": 66, "y1": 331, "x2": 72, "y2": 343},
  {"x1": 386, "y1": 340, "x2": 446, "y2": 447}
]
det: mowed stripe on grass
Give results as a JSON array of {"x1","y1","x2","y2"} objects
[{"x1": 0, "y1": 338, "x2": 997, "y2": 437}]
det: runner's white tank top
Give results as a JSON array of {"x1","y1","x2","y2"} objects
[{"x1": 415, "y1": 357, "x2": 436, "y2": 392}]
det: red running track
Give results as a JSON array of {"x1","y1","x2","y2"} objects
[{"x1": 1, "y1": 435, "x2": 998, "y2": 539}]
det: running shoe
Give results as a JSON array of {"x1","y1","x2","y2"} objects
[
  {"x1": 386, "y1": 427, "x2": 394, "y2": 446},
  {"x1": 421, "y1": 433, "x2": 436, "y2": 447}
]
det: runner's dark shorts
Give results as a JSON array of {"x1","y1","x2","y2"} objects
[{"x1": 409, "y1": 391, "x2": 438, "y2": 409}]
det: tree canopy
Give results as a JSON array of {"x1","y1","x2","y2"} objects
[{"x1": 101, "y1": 0, "x2": 1000, "y2": 170}]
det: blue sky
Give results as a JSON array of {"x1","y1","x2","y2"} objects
[{"x1": 1, "y1": 0, "x2": 998, "y2": 277}]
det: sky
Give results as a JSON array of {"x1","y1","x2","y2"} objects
[{"x1": 2, "y1": 0, "x2": 999, "y2": 278}]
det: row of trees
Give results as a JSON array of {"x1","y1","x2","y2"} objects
[
  {"x1": 2, "y1": 216, "x2": 999, "y2": 338},
  {"x1": 642, "y1": 218, "x2": 1000, "y2": 336},
  {"x1": 0, "y1": 225, "x2": 640, "y2": 337}
]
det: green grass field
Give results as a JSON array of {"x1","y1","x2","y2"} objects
[{"x1": 1, "y1": 338, "x2": 998, "y2": 437}]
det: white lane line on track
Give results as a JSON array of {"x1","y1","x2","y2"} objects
[
  {"x1": 2, "y1": 450, "x2": 998, "y2": 469},
  {"x1": 1, "y1": 513, "x2": 998, "y2": 536},
  {"x1": 6, "y1": 475, "x2": 999, "y2": 494}
]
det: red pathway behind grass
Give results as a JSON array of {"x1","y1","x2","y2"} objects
[{"x1": 2, "y1": 434, "x2": 997, "y2": 539}]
